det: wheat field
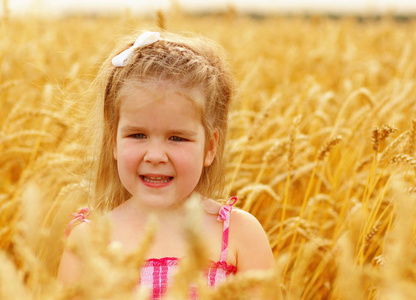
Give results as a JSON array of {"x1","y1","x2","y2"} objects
[{"x1": 1, "y1": 10, "x2": 416, "y2": 299}]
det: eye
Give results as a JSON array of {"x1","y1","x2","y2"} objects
[
  {"x1": 170, "y1": 136, "x2": 187, "y2": 142},
  {"x1": 129, "y1": 133, "x2": 146, "y2": 139}
]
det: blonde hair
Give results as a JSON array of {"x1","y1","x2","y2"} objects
[{"x1": 92, "y1": 31, "x2": 234, "y2": 211}]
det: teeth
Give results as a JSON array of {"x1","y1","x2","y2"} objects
[{"x1": 142, "y1": 176, "x2": 172, "y2": 183}]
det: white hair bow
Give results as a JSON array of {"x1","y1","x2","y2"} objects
[{"x1": 111, "y1": 31, "x2": 160, "y2": 67}]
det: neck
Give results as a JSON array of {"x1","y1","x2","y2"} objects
[{"x1": 124, "y1": 193, "x2": 204, "y2": 222}]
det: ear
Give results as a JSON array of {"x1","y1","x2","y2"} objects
[
  {"x1": 204, "y1": 129, "x2": 219, "y2": 167},
  {"x1": 113, "y1": 140, "x2": 117, "y2": 161}
]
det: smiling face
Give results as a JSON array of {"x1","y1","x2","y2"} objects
[{"x1": 113, "y1": 81, "x2": 217, "y2": 211}]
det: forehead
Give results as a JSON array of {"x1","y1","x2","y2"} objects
[
  {"x1": 117, "y1": 80, "x2": 206, "y2": 125},
  {"x1": 118, "y1": 79, "x2": 204, "y2": 110}
]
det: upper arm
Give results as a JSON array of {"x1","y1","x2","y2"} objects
[
  {"x1": 57, "y1": 222, "x2": 90, "y2": 284},
  {"x1": 230, "y1": 209, "x2": 275, "y2": 272}
]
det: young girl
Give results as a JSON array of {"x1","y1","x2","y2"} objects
[{"x1": 58, "y1": 31, "x2": 274, "y2": 298}]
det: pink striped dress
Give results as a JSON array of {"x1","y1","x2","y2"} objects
[{"x1": 65, "y1": 197, "x2": 238, "y2": 299}]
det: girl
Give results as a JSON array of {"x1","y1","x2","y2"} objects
[{"x1": 58, "y1": 31, "x2": 274, "y2": 298}]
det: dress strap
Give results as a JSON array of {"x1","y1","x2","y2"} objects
[
  {"x1": 64, "y1": 207, "x2": 91, "y2": 237},
  {"x1": 217, "y1": 196, "x2": 238, "y2": 262}
]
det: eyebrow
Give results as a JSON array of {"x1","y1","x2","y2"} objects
[
  {"x1": 169, "y1": 129, "x2": 198, "y2": 137},
  {"x1": 120, "y1": 126, "x2": 198, "y2": 137},
  {"x1": 119, "y1": 125, "x2": 146, "y2": 135}
]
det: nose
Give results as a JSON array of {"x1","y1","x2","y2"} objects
[{"x1": 144, "y1": 141, "x2": 168, "y2": 165}]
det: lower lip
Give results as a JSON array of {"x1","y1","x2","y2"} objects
[{"x1": 140, "y1": 176, "x2": 173, "y2": 188}]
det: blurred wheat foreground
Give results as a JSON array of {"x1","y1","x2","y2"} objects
[{"x1": 1, "y1": 11, "x2": 416, "y2": 300}]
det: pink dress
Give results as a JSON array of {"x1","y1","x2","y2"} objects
[{"x1": 65, "y1": 197, "x2": 238, "y2": 299}]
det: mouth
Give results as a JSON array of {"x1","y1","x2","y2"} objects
[{"x1": 140, "y1": 175, "x2": 173, "y2": 184}]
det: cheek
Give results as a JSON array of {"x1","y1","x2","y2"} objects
[
  {"x1": 176, "y1": 145, "x2": 206, "y2": 175},
  {"x1": 117, "y1": 144, "x2": 141, "y2": 168}
]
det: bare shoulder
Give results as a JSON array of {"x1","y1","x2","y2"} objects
[
  {"x1": 58, "y1": 222, "x2": 91, "y2": 284},
  {"x1": 67, "y1": 221, "x2": 92, "y2": 242},
  {"x1": 229, "y1": 209, "x2": 275, "y2": 272},
  {"x1": 229, "y1": 209, "x2": 267, "y2": 244},
  {"x1": 230, "y1": 208, "x2": 260, "y2": 224}
]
